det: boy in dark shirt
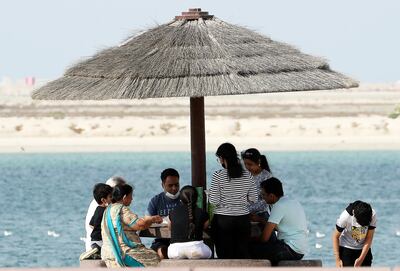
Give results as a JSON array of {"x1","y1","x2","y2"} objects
[{"x1": 80, "y1": 183, "x2": 113, "y2": 260}]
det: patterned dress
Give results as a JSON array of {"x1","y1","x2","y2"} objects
[
  {"x1": 101, "y1": 203, "x2": 160, "y2": 267},
  {"x1": 248, "y1": 169, "x2": 273, "y2": 214}
]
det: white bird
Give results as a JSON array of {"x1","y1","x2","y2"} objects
[
  {"x1": 80, "y1": 237, "x2": 86, "y2": 242},
  {"x1": 3, "y1": 231, "x2": 12, "y2": 236},
  {"x1": 395, "y1": 230, "x2": 400, "y2": 237},
  {"x1": 315, "y1": 231, "x2": 326, "y2": 238},
  {"x1": 47, "y1": 230, "x2": 60, "y2": 237},
  {"x1": 315, "y1": 243, "x2": 323, "y2": 249}
]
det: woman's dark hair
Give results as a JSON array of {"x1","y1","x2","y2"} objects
[
  {"x1": 216, "y1": 142, "x2": 243, "y2": 178},
  {"x1": 353, "y1": 200, "x2": 372, "y2": 227},
  {"x1": 241, "y1": 148, "x2": 272, "y2": 173},
  {"x1": 179, "y1": 185, "x2": 198, "y2": 240},
  {"x1": 112, "y1": 184, "x2": 133, "y2": 203},
  {"x1": 260, "y1": 177, "x2": 284, "y2": 198}
]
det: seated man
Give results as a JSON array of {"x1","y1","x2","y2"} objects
[
  {"x1": 147, "y1": 168, "x2": 181, "y2": 259},
  {"x1": 250, "y1": 177, "x2": 308, "y2": 265}
]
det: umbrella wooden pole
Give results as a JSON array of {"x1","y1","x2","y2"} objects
[{"x1": 190, "y1": 97, "x2": 206, "y2": 191}]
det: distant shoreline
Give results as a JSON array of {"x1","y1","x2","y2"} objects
[
  {"x1": 0, "y1": 86, "x2": 399, "y2": 153},
  {"x1": 1, "y1": 136, "x2": 399, "y2": 153}
]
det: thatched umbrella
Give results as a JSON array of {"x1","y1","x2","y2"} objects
[{"x1": 32, "y1": 8, "x2": 358, "y2": 190}]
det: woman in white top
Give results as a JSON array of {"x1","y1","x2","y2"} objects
[{"x1": 209, "y1": 142, "x2": 257, "y2": 259}]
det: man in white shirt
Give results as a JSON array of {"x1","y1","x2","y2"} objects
[{"x1": 250, "y1": 177, "x2": 308, "y2": 265}]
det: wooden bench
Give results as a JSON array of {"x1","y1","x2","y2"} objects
[
  {"x1": 278, "y1": 259, "x2": 322, "y2": 267},
  {"x1": 159, "y1": 259, "x2": 271, "y2": 268}
]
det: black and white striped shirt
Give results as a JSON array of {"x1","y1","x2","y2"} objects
[{"x1": 209, "y1": 168, "x2": 257, "y2": 216}]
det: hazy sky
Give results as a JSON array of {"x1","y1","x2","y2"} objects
[{"x1": 1, "y1": 0, "x2": 399, "y2": 83}]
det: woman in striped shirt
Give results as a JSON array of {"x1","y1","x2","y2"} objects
[{"x1": 210, "y1": 143, "x2": 258, "y2": 259}]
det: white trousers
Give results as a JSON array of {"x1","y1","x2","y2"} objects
[{"x1": 168, "y1": 240, "x2": 212, "y2": 259}]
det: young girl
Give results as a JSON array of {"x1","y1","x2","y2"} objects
[
  {"x1": 210, "y1": 142, "x2": 257, "y2": 259},
  {"x1": 241, "y1": 148, "x2": 273, "y2": 219},
  {"x1": 168, "y1": 186, "x2": 212, "y2": 259},
  {"x1": 101, "y1": 184, "x2": 163, "y2": 267}
]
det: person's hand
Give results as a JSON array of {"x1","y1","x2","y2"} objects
[
  {"x1": 354, "y1": 257, "x2": 363, "y2": 267},
  {"x1": 151, "y1": 215, "x2": 163, "y2": 224},
  {"x1": 335, "y1": 258, "x2": 343, "y2": 267}
]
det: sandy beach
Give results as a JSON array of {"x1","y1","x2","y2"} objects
[{"x1": 0, "y1": 83, "x2": 399, "y2": 152}]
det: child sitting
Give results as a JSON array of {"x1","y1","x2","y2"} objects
[
  {"x1": 332, "y1": 200, "x2": 376, "y2": 267},
  {"x1": 80, "y1": 183, "x2": 113, "y2": 260},
  {"x1": 167, "y1": 185, "x2": 212, "y2": 259}
]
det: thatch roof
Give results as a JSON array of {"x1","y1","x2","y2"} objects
[{"x1": 32, "y1": 9, "x2": 358, "y2": 100}]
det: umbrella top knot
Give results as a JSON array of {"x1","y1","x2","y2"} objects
[{"x1": 175, "y1": 8, "x2": 214, "y2": 21}]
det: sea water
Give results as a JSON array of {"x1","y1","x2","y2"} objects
[{"x1": 0, "y1": 151, "x2": 399, "y2": 267}]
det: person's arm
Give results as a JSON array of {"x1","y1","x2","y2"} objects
[
  {"x1": 354, "y1": 229, "x2": 375, "y2": 267},
  {"x1": 146, "y1": 197, "x2": 157, "y2": 216},
  {"x1": 203, "y1": 220, "x2": 210, "y2": 230},
  {"x1": 333, "y1": 208, "x2": 352, "y2": 267},
  {"x1": 332, "y1": 229, "x2": 343, "y2": 267},
  {"x1": 121, "y1": 206, "x2": 162, "y2": 231},
  {"x1": 89, "y1": 209, "x2": 98, "y2": 229},
  {"x1": 89, "y1": 215, "x2": 95, "y2": 228},
  {"x1": 209, "y1": 172, "x2": 221, "y2": 206},
  {"x1": 247, "y1": 175, "x2": 258, "y2": 203},
  {"x1": 129, "y1": 215, "x2": 163, "y2": 231},
  {"x1": 261, "y1": 222, "x2": 277, "y2": 242}
]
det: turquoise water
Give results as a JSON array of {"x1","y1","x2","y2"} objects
[{"x1": 0, "y1": 151, "x2": 399, "y2": 267}]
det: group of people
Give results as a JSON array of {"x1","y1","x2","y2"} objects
[{"x1": 81, "y1": 142, "x2": 376, "y2": 268}]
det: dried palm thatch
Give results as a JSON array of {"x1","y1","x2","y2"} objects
[{"x1": 32, "y1": 9, "x2": 358, "y2": 100}]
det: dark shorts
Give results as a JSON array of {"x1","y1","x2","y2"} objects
[
  {"x1": 339, "y1": 246, "x2": 372, "y2": 266},
  {"x1": 150, "y1": 238, "x2": 170, "y2": 251},
  {"x1": 250, "y1": 238, "x2": 303, "y2": 266}
]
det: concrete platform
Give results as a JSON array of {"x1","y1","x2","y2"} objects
[
  {"x1": 159, "y1": 259, "x2": 271, "y2": 268},
  {"x1": 79, "y1": 259, "x2": 106, "y2": 268},
  {"x1": 278, "y1": 259, "x2": 323, "y2": 266}
]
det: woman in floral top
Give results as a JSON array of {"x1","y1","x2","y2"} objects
[{"x1": 101, "y1": 184, "x2": 162, "y2": 267}]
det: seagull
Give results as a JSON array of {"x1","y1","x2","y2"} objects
[
  {"x1": 315, "y1": 243, "x2": 323, "y2": 249},
  {"x1": 396, "y1": 231, "x2": 400, "y2": 237},
  {"x1": 47, "y1": 230, "x2": 60, "y2": 237},
  {"x1": 3, "y1": 230, "x2": 12, "y2": 236},
  {"x1": 316, "y1": 231, "x2": 326, "y2": 238}
]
